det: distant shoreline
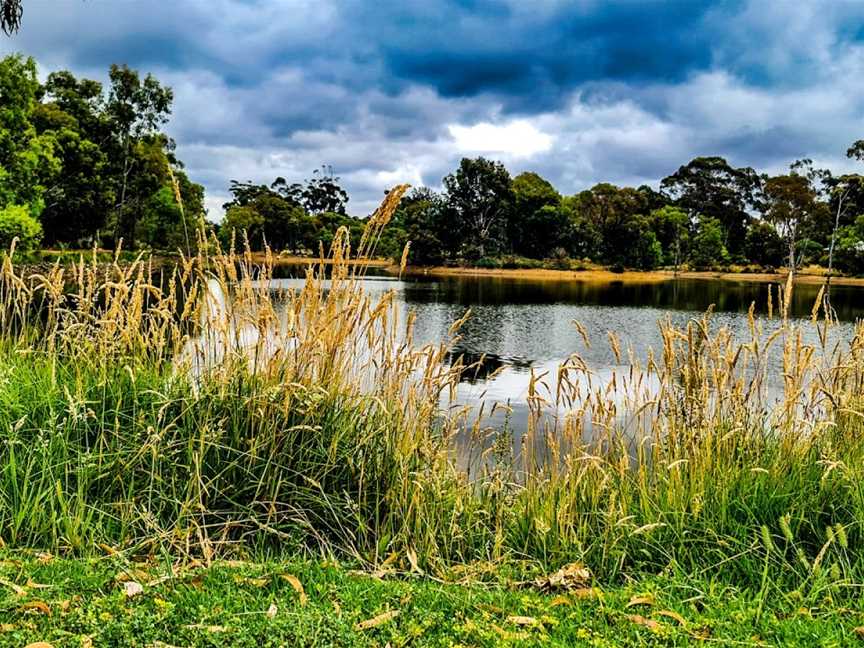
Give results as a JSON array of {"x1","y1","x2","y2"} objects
[{"x1": 384, "y1": 264, "x2": 864, "y2": 287}]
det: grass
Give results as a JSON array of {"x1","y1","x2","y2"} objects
[
  {"x1": 394, "y1": 262, "x2": 864, "y2": 286},
  {"x1": 2, "y1": 551, "x2": 864, "y2": 647},
  {"x1": 0, "y1": 187, "x2": 863, "y2": 642}
]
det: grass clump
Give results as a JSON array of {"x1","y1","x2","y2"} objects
[{"x1": 0, "y1": 185, "x2": 861, "y2": 619}]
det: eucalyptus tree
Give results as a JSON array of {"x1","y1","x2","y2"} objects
[
  {"x1": 443, "y1": 157, "x2": 513, "y2": 259},
  {"x1": 661, "y1": 156, "x2": 763, "y2": 257},
  {"x1": 105, "y1": 64, "x2": 173, "y2": 244}
]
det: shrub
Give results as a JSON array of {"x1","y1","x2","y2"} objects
[
  {"x1": 0, "y1": 204, "x2": 43, "y2": 252},
  {"x1": 690, "y1": 217, "x2": 729, "y2": 270},
  {"x1": 474, "y1": 256, "x2": 503, "y2": 269}
]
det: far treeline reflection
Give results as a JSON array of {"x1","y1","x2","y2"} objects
[{"x1": 269, "y1": 264, "x2": 864, "y2": 322}]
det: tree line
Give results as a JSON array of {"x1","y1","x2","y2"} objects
[
  {"x1": 226, "y1": 152, "x2": 864, "y2": 275},
  {"x1": 0, "y1": 54, "x2": 203, "y2": 252},
  {"x1": 5, "y1": 53, "x2": 864, "y2": 275},
  {"x1": 374, "y1": 154, "x2": 864, "y2": 275}
]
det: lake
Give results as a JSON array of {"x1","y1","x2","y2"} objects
[{"x1": 264, "y1": 270, "x2": 864, "y2": 439}]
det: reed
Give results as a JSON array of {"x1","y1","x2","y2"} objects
[{"x1": 0, "y1": 188, "x2": 862, "y2": 599}]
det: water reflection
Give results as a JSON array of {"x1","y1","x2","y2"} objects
[{"x1": 263, "y1": 271, "x2": 862, "y2": 439}]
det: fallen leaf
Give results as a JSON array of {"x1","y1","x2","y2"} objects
[
  {"x1": 26, "y1": 579, "x2": 52, "y2": 590},
  {"x1": 81, "y1": 636, "x2": 93, "y2": 648},
  {"x1": 626, "y1": 595, "x2": 656, "y2": 608},
  {"x1": 123, "y1": 581, "x2": 144, "y2": 598},
  {"x1": 855, "y1": 627, "x2": 864, "y2": 637},
  {"x1": 36, "y1": 552, "x2": 53, "y2": 564},
  {"x1": 355, "y1": 610, "x2": 400, "y2": 630},
  {"x1": 219, "y1": 560, "x2": 251, "y2": 569},
  {"x1": 0, "y1": 624, "x2": 15, "y2": 632},
  {"x1": 184, "y1": 624, "x2": 227, "y2": 632},
  {"x1": 656, "y1": 609, "x2": 687, "y2": 626},
  {"x1": 99, "y1": 543, "x2": 118, "y2": 556},
  {"x1": 507, "y1": 615, "x2": 541, "y2": 628},
  {"x1": 406, "y1": 548, "x2": 423, "y2": 575},
  {"x1": 572, "y1": 587, "x2": 599, "y2": 600},
  {"x1": 626, "y1": 614, "x2": 662, "y2": 631},
  {"x1": 20, "y1": 600, "x2": 51, "y2": 616},
  {"x1": 24, "y1": 643, "x2": 54, "y2": 648},
  {"x1": 549, "y1": 596, "x2": 571, "y2": 607},
  {"x1": 266, "y1": 603, "x2": 278, "y2": 618},
  {"x1": 115, "y1": 569, "x2": 149, "y2": 584},
  {"x1": 280, "y1": 574, "x2": 307, "y2": 606},
  {"x1": 534, "y1": 563, "x2": 592, "y2": 592},
  {"x1": 241, "y1": 577, "x2": 268, "y2": 588},
  {"x1": 0, "y1": 577, "x2": 25, "y2": 596}
]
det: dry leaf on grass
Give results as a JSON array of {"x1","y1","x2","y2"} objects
[
  {"x1": 20, "y1": 600, "x2": 51, "y2": 616},
  {"x1": 406, "y1": 548, "x2": 423, "y2": 575},
  {"x1": 626, "y1": 595, "x2": 655, "y2": 608},
  {"x1": 24, "y1": 643, "x2": 54, "y2": 648},
  {"x1": 855, "y1": 627, "x2": 864, "y2": 637},
  {"x1": 0, "y1": 624, "x2": 15, "y2": 632},
  {"x1": 123, "y1": 581, "x2": 144, "y2": 598},
  {"x1": 0, "y1": 577, "x2": 25, "y2": 596},
  {"x1": 507, "y1": 615, "x2": 541, "y2": 628},
  {"x1": 533, "y1": 563, "x2": 592, "y2": 592},
  {"x1": 280, "y1": 574, "x2": 307, "y2": 606},
  {"x1": 266, "y1": 603, "x2": 278, "y2": 618},
  {"x1": 355, "y1": 610, "x2": 400, "y2": 630},
  {"x1": 656, "y1": 609, "x2": 687, "y2": 626},
  {"x1": 184, "y1": 624, "x2": 227, "y2": 632},
  {"x1": 626, "y1": 614, "x2": 663, "y2": 631}
]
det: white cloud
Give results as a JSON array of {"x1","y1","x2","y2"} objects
[{"x1": 448, "y1": 120, "x2": 554, "y2": 158}]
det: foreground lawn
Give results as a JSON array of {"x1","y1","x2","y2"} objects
[{"x1": 0, "y1": 552, "x2": 862, "y2": 647}]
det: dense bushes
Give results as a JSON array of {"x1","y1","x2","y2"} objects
[{"x1": 0, "y1": 203, "x2": 43, "y2": 250}]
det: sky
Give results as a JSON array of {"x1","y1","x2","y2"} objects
[{"x1": 4, "y1": 0, "x2": 864, "y2": 220}]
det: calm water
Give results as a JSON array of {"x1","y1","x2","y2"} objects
[{"x1": 265, "y1": 270, "x2": 863, "y2": 436}]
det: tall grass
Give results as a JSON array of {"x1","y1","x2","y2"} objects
[{"x1": 0, "y1": 190, "x2": 863, "y2": 597}]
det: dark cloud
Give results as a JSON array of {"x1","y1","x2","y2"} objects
[{"x1": 365, "y1": 0, "x2": 721, "y2": 111}]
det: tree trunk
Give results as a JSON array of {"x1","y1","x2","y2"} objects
[{"x1": 825, "y1": 190, "x2": 847, "y2": 304}]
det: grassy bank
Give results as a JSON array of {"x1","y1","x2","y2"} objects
[
  {"x1": 2, "y1": 552, "x2": 863, "y2": 647},
  {"x1": 0, "y1": 189, "x2": 863, "y2": 642},
  {"x1": 390, "y1": 263, "x2": 864, "y2": 286}
]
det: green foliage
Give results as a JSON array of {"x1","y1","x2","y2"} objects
[
  {"x1": 661, "y1": 156, "x2": 762, "y2": 256},
  {"x1": 394, "y1": 187, "x2": 447, "y2": 264},
  {"x1": 834, "y1": 215, "x2": 864, "y2": 275},
  {"x1": 745, "y1": 220, "x2": 785, "y2": 268},
  {"x1": 762, "y1": 171, "x2": 824, "y2": 269},
  {"x1": 690, "y1": 217, "x2": 729, "y2": 269},
  {"x1": 222, "y1": 204, "x2": 265, "y2": 247},
  {"x1": 649, "y1": 205, "x2": 690, "y2": 267},
  {"x1": 0, "y1": 54, "x2": 60, "y2": 213},
  {"x1": 0, "y1": 54, "x2": 200, "y2": 250},
  {"x1": 443, "y1": 157, "x2": 513, "y2": 259},
  {"x1": 221, "y1": 174, "x2": 361, "y2": 253},
  {"x1": 0, "y1": 203, "x2": 42, "y2": 250}
]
